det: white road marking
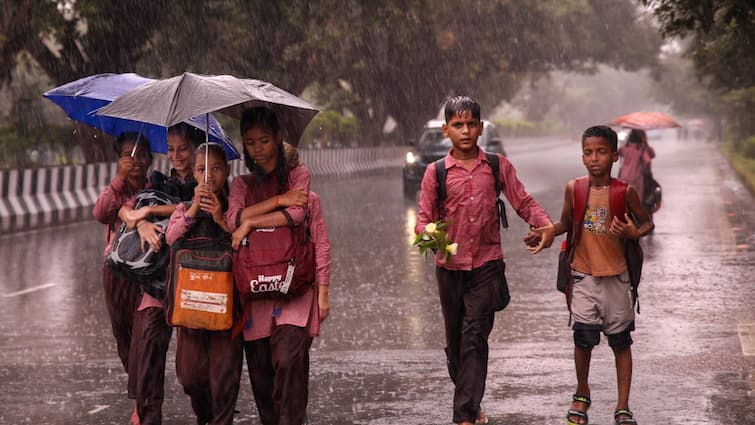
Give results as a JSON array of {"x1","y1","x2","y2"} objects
[
  {"x1": 2, "y1": 283, "x2": 57, "y2": 297},
  {"x1": 738, "y1": 323, "x2": 755, "y2": 356},
  {"x1": 87, "y1": 405, "x2": 110, "y2": 415}
]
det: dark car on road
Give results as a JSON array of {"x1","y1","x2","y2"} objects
[{"x1": 402, "y1": 119, "x2": 506, "y2": 197}]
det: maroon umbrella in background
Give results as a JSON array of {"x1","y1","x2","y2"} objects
[{"x1": 608, "y1": 111, "x2": 681, "y2": 130}]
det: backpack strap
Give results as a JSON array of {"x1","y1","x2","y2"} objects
[
  {"x1": 569, "y1": 176, "x2": 590, "y2": 248},
  {"x1": 485, "y1": 152, "x2": 508, "y2": 229},
  {"x1": 434, "y1": 158, "x2": 448, "y2": 221},
  {"x1": 434, "y1": 153, "x2": 508, "y2": 228},
  {"x1": 608, "y1": 178, "x2": 628, "y2": 221}
]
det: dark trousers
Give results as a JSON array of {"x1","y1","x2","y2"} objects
[
  {"x1": 128, "y1": 306, "x2": 173, "y2": 425},
  {"x1": 244, "y1": 325, "x2": 313, "y2": 425},
  {"x1": 102, "y1": 263, "x2": 142, "y2": 372},
  {"x1": 176, "y1": 328, "x2": 244, "y2": 425},
  {"x1": 436, "y1": 260, "x2": 502, "y2": 424}
]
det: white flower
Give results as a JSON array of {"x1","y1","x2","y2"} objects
[
  {"x1": 425, "y1": 222, "x2": 437, "y2": 234},
  {"x1": 422, "y1": 233, "x2": 431, "y2": 240},
  {"x1": 446, "y1": 242, "x2": 458, "y2": 255}
]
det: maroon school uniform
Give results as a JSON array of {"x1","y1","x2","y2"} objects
[
  {"x1": 165, "y1": 201, "x2": 243, "y2": 425},
  {"x1": 92, "y1": 175, "x2": 144, "y2": 373}
]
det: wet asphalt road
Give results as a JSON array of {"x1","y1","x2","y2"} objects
[{"x1": 0, "y1": 136, "x2": 753, "y2": 425}]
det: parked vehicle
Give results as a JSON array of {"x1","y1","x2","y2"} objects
[{"x1": 402, "y1": 119, "x2": 506, "y2": 198}]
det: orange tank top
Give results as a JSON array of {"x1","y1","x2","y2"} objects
[{"x1": 571, "y1": 186, "x2": 627, "y2": 276}]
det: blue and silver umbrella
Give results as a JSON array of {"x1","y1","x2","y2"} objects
[{"x1": 43, "y1": 73, "x2": 240, "y2": 159}]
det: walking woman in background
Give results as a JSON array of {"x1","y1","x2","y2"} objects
[{"x1": 618, "y1": 129, "x2": 658, "y2": 214}]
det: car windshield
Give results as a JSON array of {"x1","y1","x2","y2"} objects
[{"x1": 419, "y1": 128, "x2": 444, "y2": 148}]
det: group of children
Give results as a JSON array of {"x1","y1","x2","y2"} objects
[
  {"x1": 94, "y1": 106, "x2": 330, "y2": 425},
  {"x1": 415, "y1": 96, "x2": 653, "y2": 425},
  {"x1": 93, "y1": 95, "x2": 653, "y2": 425}
]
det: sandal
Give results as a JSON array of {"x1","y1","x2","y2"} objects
[
  {"x1": 566, "y1": 394, "x2": 591, "y2": 425},
  {"x1": 614, "y1": 409, "x2": 637, "y2": 424}
]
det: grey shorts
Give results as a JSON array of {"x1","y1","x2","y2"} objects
[{"x1": 570, "y1": 270, "x2": 635, "y2": 335}]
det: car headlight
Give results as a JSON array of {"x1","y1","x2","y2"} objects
[{"x1": 405, "y1": 151, "x2": 417, "y2": 164}]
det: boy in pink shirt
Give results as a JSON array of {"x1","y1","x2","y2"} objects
[{"x1": 415, "y1": 96, "x2": 554, "y2": 424}]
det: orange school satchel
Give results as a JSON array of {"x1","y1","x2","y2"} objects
[{"x1": 166, "y1": 236, "x2": 234, "y2": 331}]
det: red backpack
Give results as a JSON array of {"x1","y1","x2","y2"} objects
[
  {"x1": 558, "y1": 177, "x2": 644, "y2": 312},
  {"x1": 232, "y1": 175, "x2": 316, "y2": 303}
]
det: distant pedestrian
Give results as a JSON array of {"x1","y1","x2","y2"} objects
[
  {"x1": 535, "y1": 125, "x2": 653, "y2": 425},
  {"x1": 226, "y1": 107, "x2": 330, "y2": 425},
  {"x1": 165, "y1": 142, "x2": 243, "y2": 425},
  {"x1": 92, "y1": 131, "x2": 152, "y2": 424},
  {"x1": 618, "y1": 129, "x2": 657, "y2": 213},
  {"x1": 415, "y1": 96, "x2": 554, "y2": 425}
]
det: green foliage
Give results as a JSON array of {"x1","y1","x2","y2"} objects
[
  {"x1": 3, "y1": 0, "x2": 663, "y2": 161},
  {"x1": 723, "y1": 138, "x2": 755, "y2": 194},
  {"x1": 642, "y1": 0, "x2": 755, "y2": 137},
  {"x1": 299, "y1": 110, "x2": 360, "y2": 148}
]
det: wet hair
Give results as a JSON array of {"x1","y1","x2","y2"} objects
[
  {"x1": 168, "y1": 122, "x2": 204, "y2": 149},
  {"x1": 444, "y1": 96, "x2": 481, "y2": 122},
  {"x1": 114, "y1": 131, "x2": 153, "y2": 161},
  {"x1": 582, "y1": 125, "x2": 618, "y2": 152},
  {"x1": 240, "y1": 106, "x2": 281, "y2": 136},
  {"x1": 195, "y1": 142, "x2": 228, "y2": 164},
  {"x1": 195, "y1": 142, "x2": 230, "y2": 194},
  {"x1": 240, "y1": 106, "x2": 287, "y2": 193},
  {"x1": 626, "y1": 129, "x2": 646, "y2": 145}
]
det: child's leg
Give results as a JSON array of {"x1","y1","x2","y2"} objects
[
  {"x1": 129, "y1": 306, "x2": 173, "y2": 425},
  {"x1": 244, "y1": 338, "x2": 276, "y2": 425},
  {"x1": 612, "y1": 344, "x2": 633, "y2": 411},
  {"x1": 439, "y1": 262, "x2": 497, "y2": 424},
  {"x1": 102, "y1": 264, "x2": 141, "y2": 372},
  {"x1": 436, "y1": 267, "x2": 465, "y2": 385},
  {"x1": 208, "y1": 330, "x2": 243, "y2": 425},
  {"x1": 175, "y1": 328, "x2": 212, "y2": 423},
  {"x1": 574, "y1": 345, "x2": 593, "y2": 397},
  {"x1": 270, "y1": 325, "x2": 312, "y2": 425}
]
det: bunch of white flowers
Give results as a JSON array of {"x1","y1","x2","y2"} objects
[{"x1": 413, "y1": 220, "x2": 457, "y2": 261}]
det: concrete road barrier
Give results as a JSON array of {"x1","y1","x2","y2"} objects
[{"x1": 0, "y1": 146, "x2": 406, "y2": 234}]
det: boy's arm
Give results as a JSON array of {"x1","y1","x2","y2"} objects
[
  {"x1": 528, "y1": 180, "x2": 574, "y2": 254},
  {"x1": 498, "y1": 156, "x2": 551, "y2": 228},
  {"x1": 414, "y1": 162, "x2": 440, "y2": 235},
  {"x1": 610, "y1": 185, "x2": 654, "y2": 239}
]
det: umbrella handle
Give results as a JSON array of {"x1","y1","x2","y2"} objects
[
  {"x1": 130, "y1": 123, "x2": 146, "y2": 158},
  {"x1": 205, "y1": 113, "x2": 209, "y2": 184}
]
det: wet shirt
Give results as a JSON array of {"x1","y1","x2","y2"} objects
[
  {"x1": 572, "y1": 186, "x2": 627, "y2": 276},
  {"x1": 416, "y1": 148, "x2": 551, "y2": 271},
  {"x1": 225, "y1": 165, "x2": 322, "y2": 341},
  {"x1": 618, "y1": 143, "x2": 655, "y2": 197},
  {"x1": 92, "y1": 176, "x2": 144, "y2": 257}
]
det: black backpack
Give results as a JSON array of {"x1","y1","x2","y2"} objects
[
  {"x1": 108, "y1": 189, "x2": 179, "y2": 298},
  {"x1": 434, "y1": 152, "x2": 509, "y2": 229}
]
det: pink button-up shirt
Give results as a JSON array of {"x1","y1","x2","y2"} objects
[
  {"x1": 415, "y1": 148, "x2": 551, "y2": 271},
  {"x1": 226, "y1": 166, "x2": 331, "y2": 340},
  {"x1": 92, "y1": 176, "x2": 142, "y2": 257}
]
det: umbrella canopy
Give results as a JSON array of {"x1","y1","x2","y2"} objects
[
  {"x1": 43, "y1": 73, "x2": 240, "y2": 159},
  {"x1": 95, "y1": 72, "x2": 319, "y2": 146},
  {"x1": 608, "y1": 111, "x2": 681, "y2": 130}
]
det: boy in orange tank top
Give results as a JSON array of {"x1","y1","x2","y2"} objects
[{"x1": 533, "y1": 126, "x2": 653, "y2": 425}]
